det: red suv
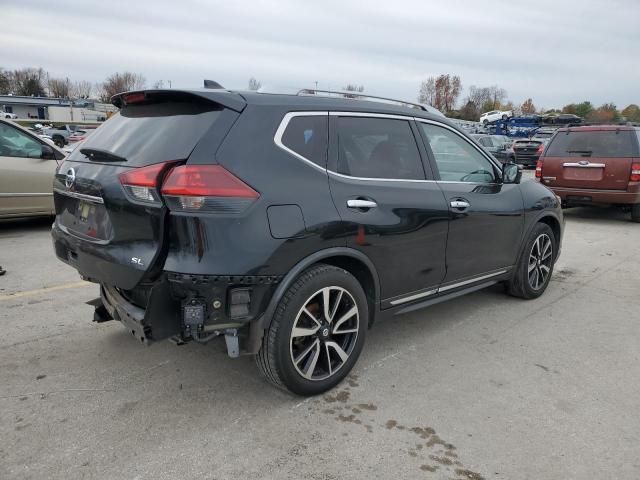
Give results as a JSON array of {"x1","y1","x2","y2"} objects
[{"x1": 536, "y1": 126, "x2": 640, "y2": 222}]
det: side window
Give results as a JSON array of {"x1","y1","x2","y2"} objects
[
  {"x1": 420, "y1": 123, "x2": 496, "y2": 183},
  {"x1": 336, "y1": 116, "x2": 424, "y2": 180},
  {"x1": 0, "y1": 123, "x2": 43, "y2": 158},
  {"x1": 281, "y1": 115, "x2": 328, "y2": 167}
]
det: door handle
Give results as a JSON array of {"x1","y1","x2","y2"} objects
[
  {"x1": 450, "y1": 200, "x2": 470, "y2": 210},
  {"x1": 347, "y1": 199, "x2": 378, "y2": 209}
]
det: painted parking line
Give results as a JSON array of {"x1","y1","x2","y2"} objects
[{"x1": 0, "y1": 281, "x2": 93, "y2": 302}]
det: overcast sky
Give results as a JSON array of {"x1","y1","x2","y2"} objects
[{"x1": 1, "y1": 0, "x2": 638, "y2": 109}]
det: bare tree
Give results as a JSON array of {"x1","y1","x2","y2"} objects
[
  {"x1": 100, "y1": 72, "x2": 146, "y2": 102},
  {"x1": 70, "y1": 80, "x2": 93, "y2": 99},
  {"x1": 11, "y1": 67, "x2": 46, "y2": 96},
  {"x1": 342, "y1": 84, "x2": 364, "y2": 99},
  {"x1": 248, "y1": 77, "x2": 262, "y2": 91},
  {"x1": 520, "y1": 98, "x2": 536, "y2": 114},
  {"x1": 0, "y1": 68, "x2": 11, "y2": 94},
  {"x1": 153, "y1": 80, "x2": 165, "y2": 89},
  {"x1": 48, "y1": 77, "x2": 70, "y2": 98},
  {"x1": 428, "y1": 74, "x2": 462, "y2": 112},
  {"x1": 467, "y1": 85, "x2": 507, "y2": 112},
  {"x1": 418, "y1": 77, "x2": 436, "y2": 106}
]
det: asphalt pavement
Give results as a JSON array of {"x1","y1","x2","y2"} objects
[{"x1": 1, "y1": 187, "x2": 639, "y2": 479}]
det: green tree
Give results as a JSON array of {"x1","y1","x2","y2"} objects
[
  {"x1": 621, "y1": 104, "x2": 640, "y2": 122},
  {"x1": 574, "y1": 101, "x2": 594, "y2": 119},
  {"x1": 586, "y1": 103, "x2": 620, "y2": 123}
]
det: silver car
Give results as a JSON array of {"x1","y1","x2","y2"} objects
[{"x1": 0, "y1": 119, "x2": 65, "y2": 219}]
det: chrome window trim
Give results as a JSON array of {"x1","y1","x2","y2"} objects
[
  {"x1": 273, "y1": 111, "x2": 503, "y2": 184},
  {"x1": 562, "y1": 162, "x2": 606, "y2": 168},
  {"x1": 273, "y1": 111, "x2": 329, "y2": 174},
  {"x1": 329, "y1": 111, "x2": 416, "y2": 121},
  {"x1": 0, "y1": 192, "x2": 53, "y2": 197},
  {"x1": 53, "y1": 188, "x2": 104, "y2": 204}
]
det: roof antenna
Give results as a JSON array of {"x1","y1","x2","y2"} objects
[{"x1": 204, "y1": 80, "x2": 224, "y2": 89}]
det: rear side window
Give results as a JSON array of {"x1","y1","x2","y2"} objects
[
  {"x1": 336, "y1": 117, "x2": 424, "y2": 180},
  {"x1": 67, "y1": 101, "x2": 222, "y2": 166},
  {"x1": 545, "y1": 130, "x2": 639, "y2": 158},
  {"x1": 281, "y1": 115, "x2": 328, "y2": 167}
]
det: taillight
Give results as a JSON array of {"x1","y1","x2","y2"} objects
[
  {"x1": 631, "y1": 163, "x2": 640, "y2": 182},
  {"x1": 119, "y1": 162, "x2": 171, "y2": 205},
  {"x1": 535, "y1": 159, "x2": 543, "y2": 179},
  {"x1": 161, "y1": 165, "x2": 259, "y2": 213}
]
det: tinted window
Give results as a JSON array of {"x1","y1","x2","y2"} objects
[
  {"x1": 336, "y1": 117, "x2": 424, "y2": 180},
  {"x1": 545, "y1": 130, "x2": 638, "y2": 157},
  {"x1": 281, "y1": 115, "x2": 328, "y2": 167},
  {"x1": 478, "y1": 137, "x2": 492, "y2": 147},
  {"x1": 0, "y1": 123, "x2": 43, "y2": 158},
  {"x1": 67, "y1": 101, "x2": 222, "y2": 166},
  {"x1": 420, "y1": 123, "x2": 496, "y2": 183}
]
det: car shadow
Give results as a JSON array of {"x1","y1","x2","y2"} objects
[
  {"x1": 562, "y1": 205, "x2": 632, "y2": 223},
  {"x1": 0, "y1": 216, "x2": 53, "y2": 234}
]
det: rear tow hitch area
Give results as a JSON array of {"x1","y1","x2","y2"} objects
[{"x1": 182, "y1": 298, "x2": 240, "y2": 358}]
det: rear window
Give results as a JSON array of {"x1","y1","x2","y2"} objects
[
  {"x1": 67, "y1": 101, "x2": 222, "y2": 166},
  {"x1": 545, "y1": 130, "x2": 638, "y2": 158}
]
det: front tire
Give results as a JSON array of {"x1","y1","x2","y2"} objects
[
  {"x1": 506, "y1": 223, "x2": 556, "y2": 299},
  {"x1": 256, "y1": 264, "x2": 367, "y2": 396}
]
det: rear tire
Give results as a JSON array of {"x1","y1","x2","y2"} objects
[
  {"x1": 53, "y1": 136, "x2": 65, "y2": 148},
  {"x1": 255, "y1": 264, "x2": 367, "y2": 396},
  {"x1": 631, "y1": 204, "x2": 640, "y2": 223},
  {"x1": 506, "y1": 223, "x2": 556, "y2": 299}
]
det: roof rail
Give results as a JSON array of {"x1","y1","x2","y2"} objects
[{"x1": 297, "y1": 88, "x2": 427, "y2": 111}]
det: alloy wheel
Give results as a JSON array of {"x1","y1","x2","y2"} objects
[
  {"x1": 528, "y1": 234, "x2": 553, "y2": 290},
  {"x1": 289, "y1": 286, "x2": 359, "y2": 381}
]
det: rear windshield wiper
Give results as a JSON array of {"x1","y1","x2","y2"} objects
[{"x1": 80, "y1": 148, "x2": 127, "y2": 162}]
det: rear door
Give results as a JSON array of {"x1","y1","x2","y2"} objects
[
  {"x1": 417, "y1": 120, "x2": 524, "y2": 282},
  {"x1": 541, "y1": 129, "x2": 639, "y2": 190},
  {"x1": 0, "y1": 121, "x2": 58, "y2": 216},
  {"x1": 327, "y1": 113, "x2": 449, "y2": 307},
  {"x1": 52, "y1": 91, "x2": 243, "y2": 290}
]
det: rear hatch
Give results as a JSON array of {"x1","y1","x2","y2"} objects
[
  {"x1": 52, "y1": 90, "x2": 244, "y2": 290},
  {"x1": 513, "y1": 139, "x2": 544, "y2": 163},
  {"x1": 540, "y1": 128, "x2": 639, "y2": 190}
]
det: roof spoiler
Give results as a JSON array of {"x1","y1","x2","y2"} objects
[{"x1": 111, "y1": 89, "x2": 246, "y2": 112}]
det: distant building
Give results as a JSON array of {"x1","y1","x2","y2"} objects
[{"x1": 0, "y1": 95, "x2": 118, "y2": 122}]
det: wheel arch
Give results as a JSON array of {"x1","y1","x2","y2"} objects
[
  {"x1": 515, "y1": 211, "x2": 563, "y2": 268},
  {"x1": 262, "y1": 248, "x2": 380, "y2": 329}
]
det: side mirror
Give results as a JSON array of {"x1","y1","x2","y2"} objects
[
  {"x1": 502, "y1": 162, "x2": 522, "y2": 184},
  {"x1": 41, "y1": 144, "x2": 56, "y2": 160}
]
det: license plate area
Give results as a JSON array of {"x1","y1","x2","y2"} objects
[
  {"x1": 58, "y1": 196, "x2": 113, "y2": 241},
  {"x1": 563, "y1": 167, "x2": 603, "y2": 181}
]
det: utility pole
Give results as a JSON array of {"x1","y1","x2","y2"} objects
[{"x1": 168, "y1": 80, "x2": 172, "y2": 88}]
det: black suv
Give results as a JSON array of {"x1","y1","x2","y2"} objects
[{"x1": 52, "y1": 88, "x2": 563, "y2": 395}]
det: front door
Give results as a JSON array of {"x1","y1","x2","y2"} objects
[
  {"x1": 417, "y1": 120, "x2": 524, "y2": 283},
  {"x1": 328, "y1": 113, "x2": 449, "y2": 306}
]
